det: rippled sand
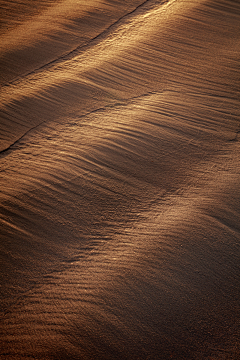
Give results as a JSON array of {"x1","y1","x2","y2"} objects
[{"x1": 0, "y1": 0, "x2": 240, "y2": 359}]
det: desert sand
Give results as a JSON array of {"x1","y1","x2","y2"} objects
[{"x1": 0, "y1": 0, "x2": 240, "y2": 359}]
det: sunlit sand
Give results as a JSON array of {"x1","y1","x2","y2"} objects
[{"x1": 0, "y1": 0, "x2": 240, "y2": 359}]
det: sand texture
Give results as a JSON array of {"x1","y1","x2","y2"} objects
[{"x1": 0, "y1": 0, "x2": 240, "y2": 359}]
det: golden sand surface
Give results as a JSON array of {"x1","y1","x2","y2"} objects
[{"x1": 0, "y1": 0, "x2": 240, "y2": 359}]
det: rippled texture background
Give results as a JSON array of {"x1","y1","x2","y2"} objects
[{"x1": 0, "y1": 0, "x2": 240, "y2": 359}]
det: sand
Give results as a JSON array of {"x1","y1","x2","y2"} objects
[{"x1": 0, "y1": 0, "x2": 240, "y2": 359}]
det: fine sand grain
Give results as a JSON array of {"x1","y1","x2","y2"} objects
[{"x1": 0, "y1": 0, "x2": 240, "y2": 359}]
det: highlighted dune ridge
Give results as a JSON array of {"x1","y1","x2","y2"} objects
[{"x1": 0, "y1": 0, "x2": 240, "y2": 359}]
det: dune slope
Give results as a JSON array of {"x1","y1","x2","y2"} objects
[{"x1": 0, "y1": 0, "x2": 240, "y2": 359}]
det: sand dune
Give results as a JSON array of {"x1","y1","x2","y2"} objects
[{"x1": 0, "y1": 0, "x2": 240, "y2": 359}]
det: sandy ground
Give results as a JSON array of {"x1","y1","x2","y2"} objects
[{"x1": 0, "y1": 0, "x2": 240, "y2": 359}]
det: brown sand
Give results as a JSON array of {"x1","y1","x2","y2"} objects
[{"x1": 0, "y1": 0, "x2": 240, "y2": 359}]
